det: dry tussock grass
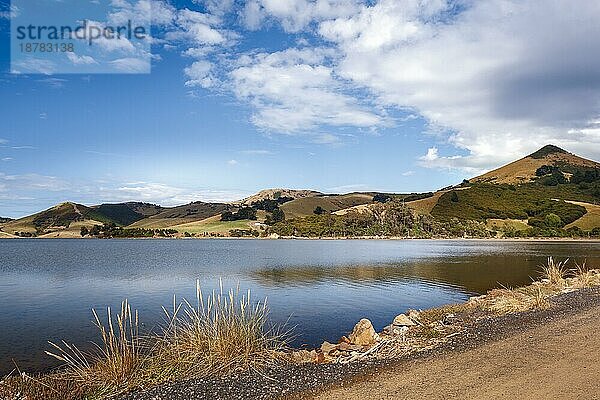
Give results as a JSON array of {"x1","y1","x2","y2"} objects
[
  {"x1": 479, "y1": 258, "x2": 600, "y2": 315},
  {"x1": 1, "y1": 281, "x2": 288, "y2": 400}
]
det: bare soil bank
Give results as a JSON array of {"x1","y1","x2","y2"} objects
[
  {"x1": 125, "y1": 287, "x2": 600, "y2": 400},
  {"x1": 316, "y1": 290, "x2": 600, "y2": 400}
]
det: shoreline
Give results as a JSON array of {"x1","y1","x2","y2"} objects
[
  {"x1": 1, "y1": 235, "x2": 600, "y2": 242},
  {"x1": 3, "y1": 261, "x2": 600, "y2": 399},
  {"x1": 123, "y1": 285, "x2": 600, "y2": 400}
]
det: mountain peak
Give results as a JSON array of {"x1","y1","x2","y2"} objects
[
  {"x1": 529, "y1": 144, "x2": 568, "y2": 159},
  {"x1": 471, "y1": 145, "x2": 598, "y2": 185}
]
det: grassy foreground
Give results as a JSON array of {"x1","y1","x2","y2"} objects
[
  {"x1": 0, "y1": 283, "x2": 287, "y2": 400},
  {"x1": 2, "y1": 258, "x2": 599, "y2": 399}
]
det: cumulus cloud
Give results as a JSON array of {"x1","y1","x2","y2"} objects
[
  {"x1": 229, "y1": 47, "x2": 387, "y2": 134},
  {"x1": 105, "y1": 182, "x2": 247, "y2": 205},
  {"x1": 315, "y1": 0, "x2": 600, "y2": 169},
  {"x1": 167, "y1": 9, "x2": 231, "y2": 45},
  {"x1": 242, "y1": 0, "x2": 362, "y2": 32},
  {"x1": 11, "y1": 58, "x2": 57, "y2": 75},
  {"x1": 184, "y1": 60, "x2": 215, "y2": 87}
]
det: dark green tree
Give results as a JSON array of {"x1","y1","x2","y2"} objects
[
  {"x1": 450, "y1": 191, "x2": 459, "y2": 202},
  {"x1": 313, "y1": 206, "x2": 325, "y2": 215}
]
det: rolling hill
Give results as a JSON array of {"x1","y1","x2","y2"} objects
[
  {"x1": 128, "y1": 201, "x2": 232, "y2": 229},
  {"x1": 0, "y1": 202, "x2": 107, "y2": 235},
  {"x1": 280, "y1": 193, "x2": 375, "y2": 218},
  {"x1": 413, "y1": 145, "x2": 600, "y2": 233},
  {"x1": 1, "y1": 145, "x2": 599, "y2": 238},
  {"x1": 91, "y1": 202, "x2": 165, "y2": 226},
  {"x1": 471, "y1": 145, "x2": 599, "y2": 185},
  {"x1": 0, "y1": 201, "x2": 165, "y2": 236}
]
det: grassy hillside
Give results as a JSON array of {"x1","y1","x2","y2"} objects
[
  {"x1": 565, "y1": 201, "x2": 600, "y2": 231},
  {"x1": 128, "y1": 202, "x2": 231, "y2": 228},
  {"x1": 91, "y1": 202, "x2": 164, "y2": 226},
  {"x1": 280, "y1": 193, "x2": 374, "y2": 218},
  {"x1": 409, "y1": 145, "x2": 600, "y2": 233},
  {"x1": 3, "y1": 145, "x2": 598, "y2": 238},
  {"x1": 431, "y1": 183, "x2": 595, "y2": 227},
  {"x1": 0, "y1": 203, "x2": 108, "y2": 235},
  {"x1": 170, "y1": 215, "x2": 258, "y2": 235},
  {"x1": 472, "y1": 145, "x2": 599, "y2": 185}
]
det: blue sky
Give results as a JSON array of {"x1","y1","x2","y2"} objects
[{"x1": 1, "y1": 0, "x2": 600, "y2": 217}]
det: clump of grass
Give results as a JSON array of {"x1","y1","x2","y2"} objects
[
  {"x1": 2, "y1": 281, "x2": 288, "y2": 400},
  {"x1": 480, "y1": 258, "x2": 600, "y2": 315},
  {"x1": 45, "y1": 299, "x2": 144, "y2": 397},
  {"x1": 540, "y1": 257, "x2": 569, "y2": 285},
  {"x1": 149, "y1": 280, "x2": 288, "y2": 381},
  {"x1": 483, "y1": 283, "x2": 552, "y2": 314}
]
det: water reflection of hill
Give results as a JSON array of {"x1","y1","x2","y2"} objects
[{"x1": 251, "y1": 255, "x2": 563, "y2": 294}]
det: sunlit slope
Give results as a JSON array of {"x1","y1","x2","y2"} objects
[
  {"x1": 280, "y1": 193, "x2": 375, "y2": 218},
  {"x1": 128, "y1": 202, "x2": 231, "y2": 229}
]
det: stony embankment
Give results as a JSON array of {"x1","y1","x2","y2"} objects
[{"x1": 126, "y1": 267, "x2": 600, "y2": 400}]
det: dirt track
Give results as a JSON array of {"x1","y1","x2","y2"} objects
[{"x1": 315, "y1": 299, "x2": 600, "y2": 400}]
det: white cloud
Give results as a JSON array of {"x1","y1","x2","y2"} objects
[
  {"x1": 11, "y1": 58, "x2": 57, "y2": 75},
  {"x1": 166, "y1": 9, "x2": 233, "y2": 45},
  {"x1": 109, "y1": 182, "x2": 246, "y2": 205},
  {"x1": 0, "y1": 173, "x2": 69, "y2": 193},
  {"x1": 326, "y1": 183, "x2": 369, "y2": 192},
  {"x1": 184, "y1": 60, "x2": 215, "y2": 88},
  {"x1": 230, "y1": 47, "x2": 387, "y2": 134},
  {"x1": 421, "y1": 147, "x2": 438, "y2": 162},
  {"x1": 109, "y1": 57, "x2": 151, "y2": 73},
  {"x1": 198, "y1": 0, "x2": 235, "y2": 16},
  {"x1": 2, "y1": 158, "x2": 13, "y2": 162},
  {"x1": 67, "y1": 53, "x2": 98, "y2": 65},
  {"x1": 242, "y1": 0, "x2": 362, "y2": 32},
  {"x1": 0, "y1": 5, "x2": 19, "y2": 19},
  {"x1": 317, "y1": 0, "x2": 600, "y2": 170},
  {"x1": 227, "y1": 159, "x2": 239, "y2": 165}
]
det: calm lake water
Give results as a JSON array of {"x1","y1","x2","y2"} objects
[{"x1": 1, "y1": 238, "x2": 599, "y2": 374}]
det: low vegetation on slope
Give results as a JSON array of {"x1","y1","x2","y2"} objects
[
  {"x1": 1, "y1": 203, "x2": 113, "y2": 235},
  {"x1": 430, "y1": 161, "x2": 600, "y2": 236},
  {"x1": 280, "y1": 193, "x2": 375, "y2": 218},
  {"x1": 91, "y1": 203, "x2": 164, "y2": 226},
  {"x1": 271, "y1": 199, "x2": 492, "y2": 238},
  {"x1": 128, "y1": 202, "x2": 232, "y2": 229},
  {"x1": 431, "y1": 183, "x2": 589, "y2": 225}
]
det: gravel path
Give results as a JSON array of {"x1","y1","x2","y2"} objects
[{"x1": 124, "y1": 287, "x2": 600, "y2": 400}]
